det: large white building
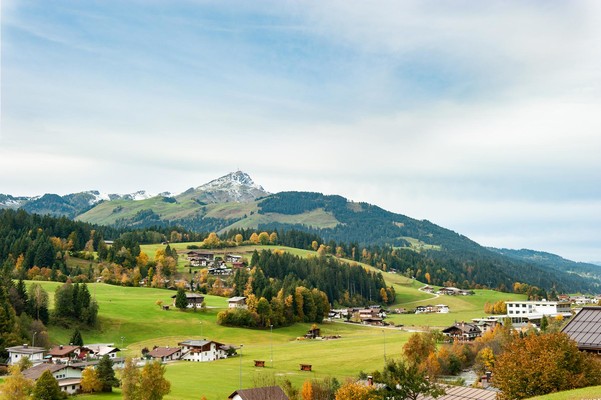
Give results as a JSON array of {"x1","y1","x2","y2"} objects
[
  {"x1": 473, "y1": 300, "x2": 572, "y2": 328},
  {"x1": 506, "y1": 300, "x2": 571, "y2": 319}
]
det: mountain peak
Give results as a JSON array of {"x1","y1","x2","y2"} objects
[
  {"x1": 179, "y1": 171, "x2": 270, "y2": 203},
  {"x1": 199, "y1": 171, "x2": 265, "y2": 192}
]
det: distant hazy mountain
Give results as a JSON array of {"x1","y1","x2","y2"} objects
[
  {"x1": 489, "y1": 248, "x2": 601, "y2": 286},
  {"x1": 2, "y1": 171, "x2": 600, "y2": 293}
]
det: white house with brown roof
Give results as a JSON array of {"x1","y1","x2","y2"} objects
[
  {"x1": 178, "y1": 339, "x2": 227, "y2": 362},
  {"x1": 48, "y1": 345, "x2": 82, "y2": 363},
  {"x1": 171, "y1": 292, "x2": 205, "y2": 308},
  {"x1": 22, "y1": 363, "x2": 84, "y2": 395},
  {"x1": 228, "y1": 296, "x2": 247, "y2": 309},
  {"x1": 442, "y1": 322, "x2": 482, "y2": 341},
  {"x1": 7, "y1": 344, "x2": 45, "y2": 366},
  {"x1": 85, "y1": 343, "x2": 120, "y2": 359},
  {"x1": 147, "y1": 346, "x2": 182, "y2": 362}
]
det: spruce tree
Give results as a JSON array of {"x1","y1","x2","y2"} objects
[
  {"x1": 31, "y1": 369, "x2": 62, "y2": 400},
  {"x1": 70, "y1": 328, "x2": 83, "y2": 346},
  {"x1": 175, "y1": 288, "x2": 188, "y2": 311},
  {"x1": 97, "y1": 355, "x2": 119, "y2": 392}
]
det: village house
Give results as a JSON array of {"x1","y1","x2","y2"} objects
[
  {"x1": 228, "y1": 386, "x2": 289, "y2": 400},
  {"x1": 442, "y1": 322, "x2": 482, "y2": 341},
  {"x1": 231, "y1": 261, "x2": 247, "y2": 269},
  {"x1": 437, "y1": 287, "x2": 474, "y2": 296},
  {"x1": 187, "y1": 251, "x2": 214, "y2": 260},
  {"x1": 48, "y1": 345, "x2": 83, "y2": 363},
  {"x1": 416, "y1": 304, "x2": 448, "y2": 314},
  {"x1": 147, "y1": 346, "x2": 183, "y2": 362},
  {"x1": 22, "y1": 363, "x2": 84, "y2": 395},
  {"x1": 85, "y1": 343, "x2": 120, "y2": 359},
  {"x1": 178, "y1": 339, "x2": 228, "y2": 362},
  {"x1": 436, "y1": 304, "x2": 450, "y2": 313},
  {"x1": 420, "y1": 285, "x2": 435, "y2": 293},
  {"x1": 208, "y1": 264, "x2": 232, "y2": 276},
  {"x1": 7, "y1": 344, "x2": 45, "y2": 366},
  {"x1": 561, "y1": 306, "x2": 601, "y2": 355},
  {"x1": 171, "y1": 292, "x2": 205, "y2": 308},
  {"x1": 228, "y1": 296, "x2": 247, "y2": 309},
  {"x1": 570, "y1": 295, "x2": 597, "y2": 305},
  {"x1": 225, "y1": 254, "x2": 242, "y2": 263}
]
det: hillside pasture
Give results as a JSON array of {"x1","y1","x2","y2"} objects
[{"x1": 28, "y1": 281, "x2": 409, "y2": 400}]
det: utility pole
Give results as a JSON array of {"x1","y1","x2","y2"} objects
[
  {"x1": 239, "y1": 344, "x2": 244, "y2": 389},
  {"x1": 383, "y1": 329, "x2": 386, "y2": 364},
  {"x1": 270, "y1": 324, "x2": 273, "y2": 369}
]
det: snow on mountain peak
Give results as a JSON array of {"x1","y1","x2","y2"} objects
[{"x1": 190, "y1": 171, "x2": 270, "y2": 203}]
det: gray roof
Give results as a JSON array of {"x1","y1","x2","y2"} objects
[
  {"x1": 229, "y1": 296, "x2": 247, "y2": 302},
  {"x1": 7, "y1": 345, "x2": 45, "y2": 355},
  {"x1": 22, "y1": 363, "x2": 82, "y2": 380},
  {"x1": 228, "y1": 386, "x2": 289, "y2": 400},
  {"x1": 561, "y1": 306, "x2": 601, "y2": 350}
]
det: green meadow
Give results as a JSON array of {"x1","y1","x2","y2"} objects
[
  {"x1": 28, "y1": 281, "x2": 409, "y2": 399},
  {"x1": 11, "y1": 245, "x2": 529, "y2": 399}
]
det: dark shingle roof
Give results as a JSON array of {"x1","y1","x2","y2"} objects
[
  {"x1": 228, "y1": 386, "x2": 289, "y2": 400},
  {"x1": 561, "y1": 306, "x2": 601, "y2": 351}
]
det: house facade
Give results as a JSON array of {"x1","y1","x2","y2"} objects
[
  {"x1": 48, "y1": 345, "x2": 83, "y2": 363},
  {"x1": 178, "y1": 340, "x2": 228, "y2": 362},
  {"x1": 228, "y1": 296, "x2": 247, "y2": 309},
  {"x1": 442, "y1": 322, "x2": 482, "y2": 341},
  {"x1": 7, "y1": 344, "x2": 45, "y2": 366},
  {"x1": 22, "y1": 363, "x2": 84, "y2": 395},
  {"x1": 147, "y1": 346, "x2": 182, "y2": 362},
  {"x1": 505, "y1": 300, "x2": 572, "y2": 324},
  {"x1": 171, "y1": 293, "x2": 205, "y2": 308}
]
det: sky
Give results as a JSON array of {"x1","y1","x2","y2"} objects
[{"x1": 2, "y1": 1, "x2": 601, "y2": 262}]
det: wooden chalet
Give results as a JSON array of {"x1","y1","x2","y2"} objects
[
  {"x1": 147, "y1": 346, "x2": 182, "y2": 362},
  {"x1": 171, "y1": 292, "x2": 205, "y2": 308},
  {"x1": 228, "y1": 296, "x2": 247, "y2": 309},
  {"x1": 442, "y1": 322, "x2": 482, "y2": 341}
]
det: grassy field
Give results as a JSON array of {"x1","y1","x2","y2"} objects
[
  {"x1": 7, "y1": 244, "x2": 531, "y2": 399},
  {"x1": 24, "y1": 281, "x2": 409, "y2": 400},
  {"x1": 527, "y1": 385, "x2": 601, "y2": 399}
]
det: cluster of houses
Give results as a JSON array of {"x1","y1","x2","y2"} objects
[
  {"x1": 6, "y1": 343, "x2": 122, "y2": 395},
  {"x1": 186, "y1": 251, "x2": 246, "y2": 276},
  {"x1": 421, "y1": 285, "x2": 475, "y2": 296},
  {"x1": 329, "y1": 305, "x2": 388, "y2": 326},
  {"x1": 415, "y1": 304, "x2": 450, "y2": 314}
]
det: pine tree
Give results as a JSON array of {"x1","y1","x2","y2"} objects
[
  {"x1": 540, "y1": 315, "x2": 549, "y2": 332},
  {"x1": 175, "y1": 288, "x2": 188, "y2": 311},
  {"x1": 97, "y1": 355, "x2": 119, "y2": 392},
  {"x1": 70, "y1": 328, "x2": 83, "y2": 346},
  {"x1": 31, "y1": 369, "x2": 62, "y2": 400}
]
